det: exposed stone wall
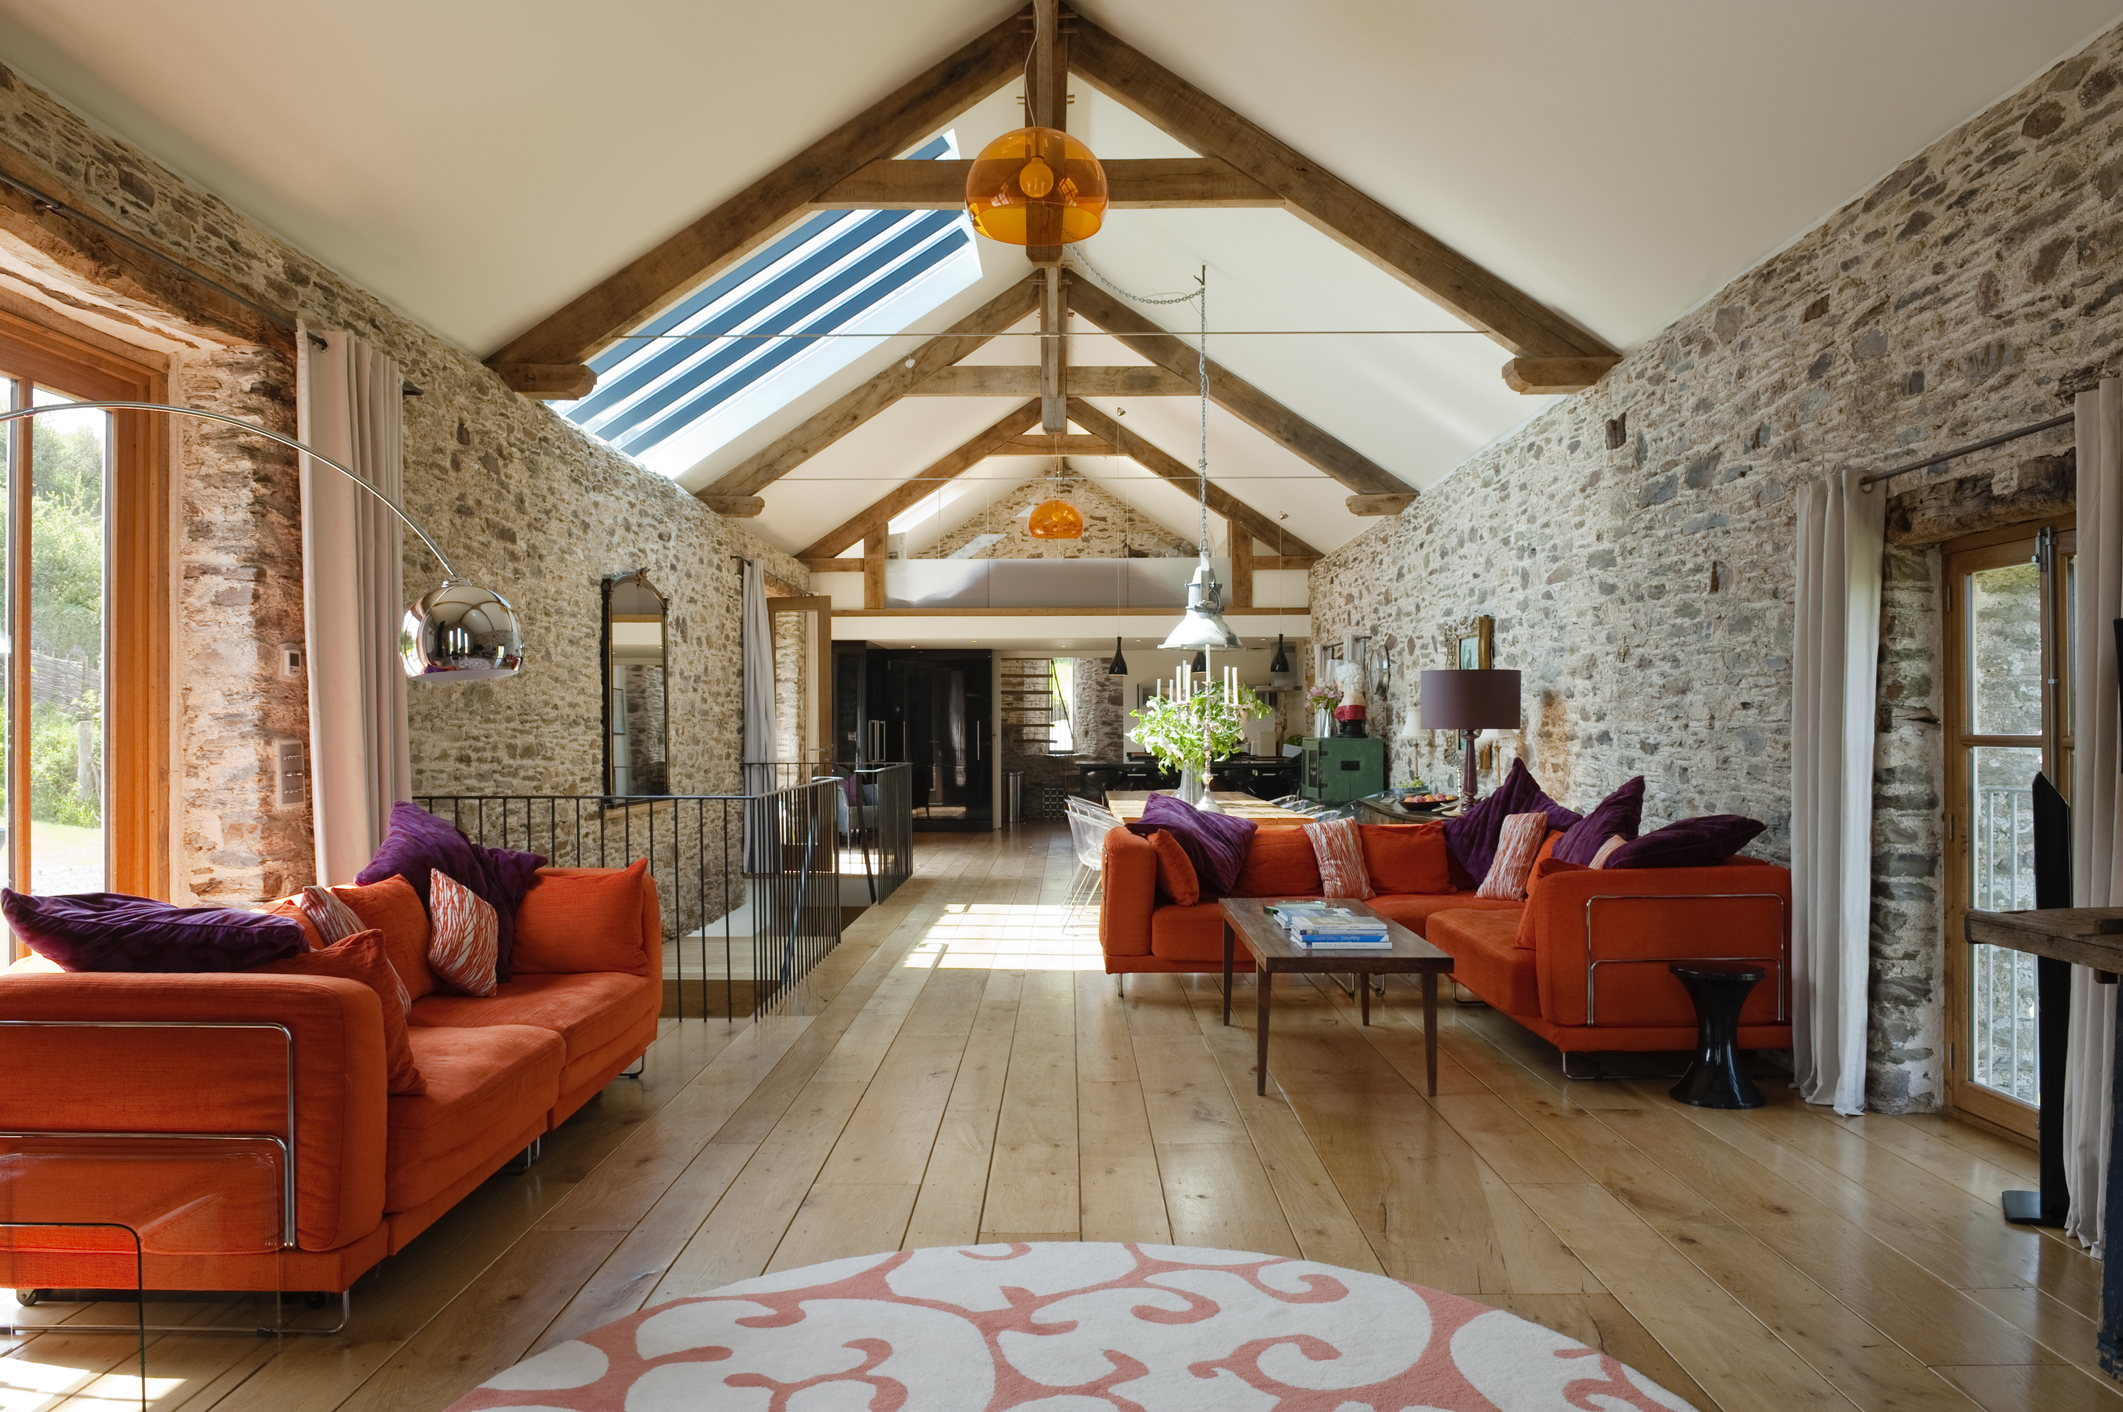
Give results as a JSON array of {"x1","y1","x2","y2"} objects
[
  {"x1": 933, "y1": 470, "x2": 1193, "y2": 558},
  {"x1": 1070, "y1": 657, "x2": 1126, "y2": 763},
  {"x1": 0, "y1": 60, "x2": 804, "y2": 903},
  {"x1": 1309, "y1": 27, "x2": 2123, "y2": 1111}
]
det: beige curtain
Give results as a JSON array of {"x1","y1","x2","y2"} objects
[
  {"x1": 298, "y1": 327, "x2": 411, "y2": 885},
  {"x1": 2067, "y1": 377, "x2": 2122, "y2": 1252}
]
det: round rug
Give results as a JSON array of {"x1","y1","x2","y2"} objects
[{"x1": 447, "y1": 1242, "x2": 1697, "y2": 1411}]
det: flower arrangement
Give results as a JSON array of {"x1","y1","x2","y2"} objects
[
  {"x1": 1304, "y1": 685, "x2": 1342, "y2": 716},
  {"x1": 1130, "y1": 681, "x2": 1266, "y2": 777}
]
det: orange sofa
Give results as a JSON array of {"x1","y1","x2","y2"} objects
[
  {"x1": 1100, "y1": 823, "x2": 1791, "y2": 1054},
  {"x1": 0, "y1": 865, "x2": 662, "y2": 1297}
]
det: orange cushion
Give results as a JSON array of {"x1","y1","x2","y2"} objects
[
  {"x1": 256, "y1": 931, "x2": 424, "y2": 1095},
  {"x1": 1147, "y1": 831, "x2": 1201, "y2": 906},
  {"x1": 1516, "y1": 857, "x2": 1590, "y2": 947},
  {"x1": 1429, "y1": 909, "x2": 1540, "y2": 1016},
  {"x1": 385, "y1": 1024, "x2": 562, "y2": 1212},
  {"x1": 1358, "y1": 823, "x2": 1451, "y2": 895},
  {"x1": 1232, "y1": 827, "x2": 1323, "y2": 897},
  {"x1": 1478, "y1": 813, "x2": 1552, "y2": 899},
  {"x1": 512, "y1": 861, "x2": 650, "y2": 975},
  {"x1": 1149, "y1": 903, "x2": 1226, "y2": 963},
  {"x1": 1368, "y1": 891, "x2": 1522, "y2": 938},
  {"x1": 411, "y1": 971, "x2": 657, "y2": 1068},
  {"x1": 331, "y1": 875, "x2": 436, "y2": 1000},
  {"x1": 259, "y1": 897, "x2": 325, "y2": 950}
]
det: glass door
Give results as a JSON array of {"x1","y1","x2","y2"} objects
[{"x1": 1944, "y1": 520, "x2": 2073, "y2": 1135}]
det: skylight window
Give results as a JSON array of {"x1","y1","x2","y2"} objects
[{"x1": 559, "y1": 135, "x2": 981, "y2": 478}]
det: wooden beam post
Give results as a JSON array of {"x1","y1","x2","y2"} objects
[
  {"x1": 1346, "y1": 493, "x2": 1416, "y2": 516},
  {"x1": 1040, "y1": 267, "x2": 1068, "y2": 433},
  {"x1": 1027, "y1": 0, "x2": 1067, "y2": 267},
  {"x1": 863, "y1": 530, "x2": 888, "y2": 609},
  {"x1": 1066, "y1": 12, "x2": 1616, "y2": 362},
  {"x1": 700, "y1": 494, "x2": 768, "y2": 518},
  {"x1": 1069, "y1": 280, "x2": 1414, "y2": 497},
  {"x1": 1501, "y1": 356, "x2": 1623, "y2": 394},
  {"x1": 797, "y1": 401, "x2": 1044, "y2": 560},
  {"x1": 1066, "y1": 397, "x2": 1321, "y2": 558},
  {"x1": 701, "y1": 277, "x2": 1041, "y2": 501},
  {"x1": 1226, "y1": 518, "x2": 1254, "y2": 610},
  {"x1": 493, "y1": 362, "x2": 596, "y2": 399},
  {"x1": 484, "y1": 11, "x2": 1028, "y2": 369}
]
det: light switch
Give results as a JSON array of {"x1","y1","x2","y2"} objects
[
  {"x1": 280, "y1": 642, "x2": 304, "y2": 678},
  {"x1": 275, "y1": 738, "x2": 308, "y2": 809}
]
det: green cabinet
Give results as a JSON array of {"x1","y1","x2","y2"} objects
[{"x1": 1300, "y1": 736, "x2": 1386, "y2": 803}]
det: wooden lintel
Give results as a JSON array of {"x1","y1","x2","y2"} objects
[
  {"x1": 797, "y1": 401, "x2": 1044, "y2": 560},
  {"x1": 484, "y1": 12, "x2": 1027, "y2": 368},
  {"x1": 911, "y1": 365, "x2": 1193, "y2": 396},
  {"x1": 1251, "y1": 555, "x2": 1317, "y2": 571},
  {"x1": 837, "y1": 605, "x2": 1312, "y2": 618},
  {"x1": 1066, "y1": 12, "x2": 1615, "y2": 362},
  {"x1": 1066, "y1": 396, "x2": 1322, "y2": 558},
  {"x1": 702, "y1": 278, "x2": 1042, "y2": 500},
  {"x1": 813, "y1": 156, "x2": 1280, "y2": 210},
  {"x1": 493, "y1": 362, "x2": 595, "y2": 399},
  {"x1": 1069, "y1": 280, "x2": 1414, "y2": 498},
  {"x1": 802, "y1": 556, "x2": 860, "y2": 573},
  {"x1": 999, "y1": 435, "x2": 1112, "y2": 455},
  {"x1": 701, "y1": 494, "x2": 767, "y2": 518},
  {"x1": 1501, "y1": 356, "x2": 1623, "y2": 394},
  {"x1": 1346, "y1": 493, "x2": 1416, "y2": 516}
]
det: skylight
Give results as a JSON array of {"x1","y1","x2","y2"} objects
[{"x1": 559, "y1": 135, "x2": 980, "y2": 478}]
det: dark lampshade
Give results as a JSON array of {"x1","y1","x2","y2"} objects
[{"x1": 1419, "y1": 669, "x2": 1521, "y2": 731}]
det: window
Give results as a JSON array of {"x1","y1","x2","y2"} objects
[
  {"x1": 0, "y1": 312, "x2": 170, "y2": 932},
  {"x1": 560, "y1": 136, "x2": 982, "y2": 478},
  {"x1": 1943, "y1": 519, "x2": 2072, "y2": 1135}
]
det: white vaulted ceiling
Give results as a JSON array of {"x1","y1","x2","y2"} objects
[{"x1": 0, "y1": 0, "x2": 2116, "y2": 555}]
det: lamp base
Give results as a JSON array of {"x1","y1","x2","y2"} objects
[{"x1": 1460, "y1": 731, "x2": 1480, "y2": 803}]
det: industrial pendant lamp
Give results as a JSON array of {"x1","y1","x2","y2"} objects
[
  {"x1": 0, "y1": 401, "x2": 525, "y2": 681},
  {"x1": 1107, "y1": 636, "x2": 1128, "y2": 675},
  {"x1": 965, "y1": 0, "x2": 1107, "y2": 249},
  {"x1": 1158, "y1": 269, "x2": 1241, "y2": 655}
]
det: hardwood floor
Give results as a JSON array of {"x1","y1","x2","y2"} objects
[{"x1": 6, "y1": 824, "x2": 2114, "y2": 1411}]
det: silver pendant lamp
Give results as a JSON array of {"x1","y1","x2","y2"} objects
[
  {"x1": 1158, "y1": 268, "x2": 1241, "y2": 655},
  {"x1": 0, "y1": 400, "x2": 524, "y2": 681}
]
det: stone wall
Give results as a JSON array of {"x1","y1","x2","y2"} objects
[
  {"x1": 1309, "y1": 26, "x2": 2123, "y2": 1111},
  {"x1": 0, "y1": 60, "x2": 805, "y2": 903}
]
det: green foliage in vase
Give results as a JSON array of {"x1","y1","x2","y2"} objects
[{"x1": 1129, "y1": 683, "x2": 1266, "y2": 775}]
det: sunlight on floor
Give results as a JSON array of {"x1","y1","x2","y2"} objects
[
  {"x1": 0, "y1": 1354, "x2": 182, "y2": 1411},
  {"x1": 903, "y1": 902, "x2": 1105, "y2": 971}
]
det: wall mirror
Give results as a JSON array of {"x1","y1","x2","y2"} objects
[
  {"x1": 603, "y1": 571, "x2": 669, "y2": 797},
  {"x1": 1446, "y1": 614, "x2": 1493, "y2": 670}
]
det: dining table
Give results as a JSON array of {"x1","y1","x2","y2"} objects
[{"x1": 1102, "y1": 790, "x2": 1313, "y2": 825}]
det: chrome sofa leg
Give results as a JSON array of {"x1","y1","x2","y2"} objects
[
  {"x1": 618, "y1": 1056, "x2": 645, "y2": 1079},
  {"x1": 503, "y1": 1136, "x2": 543, "y2": 1173},
  {"x1": 1561, "y1": 1052, "x2": 1606, "y2": 1082},
  {"x1": 1115, "y1": 974, "x2": 1125, "y2": 997}
]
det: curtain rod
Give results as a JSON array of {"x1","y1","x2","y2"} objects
[{"x1": 1858, "y1": 412, "x2": 2075, "y2": 490}]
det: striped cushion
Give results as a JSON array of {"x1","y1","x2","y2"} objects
[
  {"x1": 301, "y1": 884, "x2": 410, "y2": 1013},
  {"x1": 1476, "y1": 812, "x2": 1550, "y2": 900},
  {"x1": 1590, "y1": 834, "x2": 1628, "y2": 869},
  {"x1": 427, "y1": 869, "x2": 499, "y2": 997},
  {"x1": 1303, "y1": 818, "x2": 1374, "y2": 900}
]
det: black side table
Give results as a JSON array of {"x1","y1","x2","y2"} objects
[{"x1": 1669, "y1": 962, "x2": 1767, "y2": 1109}]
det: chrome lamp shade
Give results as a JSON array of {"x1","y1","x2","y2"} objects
[
  {"x1": 1158, "y1": 555, "x2": 1241, "y2": 652},
  {"x1": 402, "y1": 581, "x2": 526, "y2": 681}
]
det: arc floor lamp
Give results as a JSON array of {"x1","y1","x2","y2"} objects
[{"x1": 0, "y1": 400, "x2": 523, "y2": 680}]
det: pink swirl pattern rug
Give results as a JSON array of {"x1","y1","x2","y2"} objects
[{"x1": 447, "y1": 1242, "x2": 1696, "y2": 1411}]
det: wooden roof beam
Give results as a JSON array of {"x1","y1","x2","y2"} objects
[
  {"x1": 1069, "y1": 280, "x2": 1414, "y2": 498},
  {"x1": 700, "y1": 278, "x2": 1042, "y2": 501},
  {"x1": 1065, "y1": 397, "x2": 1320, "y2": 558},
  {"x1": 1065, "y1": 11, "x2": 1615, "y2": 366},
  {"x1": 485, "y1": 10, "x2": 1030, "y2": 370},
  {"x1": 910, "y1": 365, "x2": 1194, "y2": 396},
  {"x1": 796, "y1": 401, "x2": 1044, "y2": 560},
  {"x1": 814, "y1": 156, "x2": 1280, "y2": 210}
]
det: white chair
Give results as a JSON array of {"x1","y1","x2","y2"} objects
[{"x1": 1063, "y1": 798, "x2": 1120, "y2": 924}]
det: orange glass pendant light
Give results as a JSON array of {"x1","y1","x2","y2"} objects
[
  {"x1": 965, "y1": 127, "x2": 1108, "y2": 246},
  {"x1": 1027, "y1": 499, "x2": 1085, "y2": 538}
]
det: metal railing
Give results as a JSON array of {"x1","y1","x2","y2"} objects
[
  {"x1": 1971, "y1": 781, "x2": 2039, "y2": 1105},
  {"x1": 417, "y1": 762, "x2": 912, "y2": 1021}
]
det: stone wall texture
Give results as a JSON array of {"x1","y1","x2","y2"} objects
[
  {"x1": 1309, "y1": 24, "x2": 2123, "y2": 1111},
  {"x1": 0, "y1": 61, "x2": 805, "y2": 903}
]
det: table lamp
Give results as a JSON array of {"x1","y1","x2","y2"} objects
[{"x1": 1420, "y1": 669, "x2": 1521, "y2": 802}]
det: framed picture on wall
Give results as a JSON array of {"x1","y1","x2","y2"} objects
[{"x1": 1447, "y1": 615, "x2": 1493, "y2": 670}]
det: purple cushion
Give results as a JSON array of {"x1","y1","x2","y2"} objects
[
  {"x1": 1551, "y1": 776, "x2": 1647, "y2": 866},
  {"x1": 2, "y1": 890, "x2": 304, "y2": 972},
  {"x1": 357, "y1": 802, "x2": 547, "y2": 980},
  {"x1": 1605, "y1": 814, "x2": 1765, "y2": 870},
  {"x1": 1126, "y1": 793, "x2": 1258, "y2": 899},
  {"x1": 1441, "y1": 760, "x2": 1581, "y2": 890}
]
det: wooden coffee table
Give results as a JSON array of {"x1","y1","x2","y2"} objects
[{"x1": 1219, "y1": 896, "x2": 1453, "y2": 1097}]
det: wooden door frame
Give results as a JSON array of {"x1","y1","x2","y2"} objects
[
  {"x1": 766, "y1": 595, "x2": 834, "y2": 766},
  {"x1": 0, "y1": 312, "x2": 170, "y2": 915},
  {"x1": 1941, "y1": 516, "x2": 2072, "y2": 1138}
]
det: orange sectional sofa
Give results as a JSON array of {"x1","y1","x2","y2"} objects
[
  {"x1": 1100, "y1": 822, "x2": 1791, "y2": 1054},
  {"x1": 0, "y1": 865, "x2": 662, "y2": 1297}
]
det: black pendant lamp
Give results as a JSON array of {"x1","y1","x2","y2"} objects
[
  {"x1": 1269, "y1": 633, "x2": 1289, "y2": 675},
  {"x1": 1107, "y1": 636, "x2": 1128, "y2": 675}
]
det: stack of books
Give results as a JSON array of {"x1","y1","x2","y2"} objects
[{"x1": 1263, "y1": 902, "x2": 1392, "y2": 950}]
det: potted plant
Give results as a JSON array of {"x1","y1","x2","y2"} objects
[{"x1": 1130, "y1": 681, "x2": 1266, "y2": 809}]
